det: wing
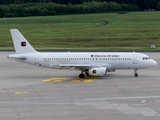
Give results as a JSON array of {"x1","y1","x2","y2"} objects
[{"x1": 50, "y1": 63, "x2": 112, "y2": 70}]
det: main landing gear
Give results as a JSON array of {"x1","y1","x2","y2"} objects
[
  {"x1": 79, "y1": 73, "x2": 85, "y2": 78},
  {"x1": 134, "y1": 68, "x2": 138, "y2": 77},
  {"x1": 79, "y1": 69, "x2": 139, "y2": 78}
]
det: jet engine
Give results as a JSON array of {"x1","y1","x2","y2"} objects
[{"x1": 85, "y1": 67, "x2": 107, "y2": 76}]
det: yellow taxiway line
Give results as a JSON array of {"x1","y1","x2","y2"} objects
[
  {"x1": 42, "y1": 77, "x2": 98, "y2": 83},
  {"x1": 14, "y1": 91, "x2": 30, "y2": 94},
  {"x1": 42, "y1": 78, "x2": 68, "y2": 82},
  {"x1": 71, "y1": 78, "x2": 98, "y2": 82}
]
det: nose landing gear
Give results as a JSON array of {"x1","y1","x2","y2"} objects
[{"x1": 134, "y1": 68, "x2": 138, "y2": 77}]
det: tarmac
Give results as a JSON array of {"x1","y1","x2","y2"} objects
[{"x1": 0, "y1": 52, "x2": 160, "y2": 120}]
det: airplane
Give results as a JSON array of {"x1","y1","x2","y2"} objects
[{"x1": 8, "y1": 29, "x2": 157, "y2": 78}]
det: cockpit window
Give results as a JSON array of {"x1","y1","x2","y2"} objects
[{"x1": 143, "y1": 57, "x2": 151, "y2": 60}]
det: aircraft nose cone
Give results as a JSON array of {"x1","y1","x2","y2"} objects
[
  {"x1": 152, "y1": 60, "x2": 157, "y2": 67},
  {"x1": 154, "y1": 60, "x2": 157, "y2": 66}
]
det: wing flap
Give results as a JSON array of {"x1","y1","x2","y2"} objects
[
  {"x1": 58, "y1": 64, "x2": 91, "y2": 67},
  {"x1": 49, "y1": 64, "x2": 91, "y2": 69}
]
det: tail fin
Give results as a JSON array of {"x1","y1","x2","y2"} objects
[{"x1": 10, "y1": 29, "x2": 37, "y2": 54}]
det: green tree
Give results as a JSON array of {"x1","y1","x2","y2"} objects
[{"x1": 157, "y1": 1, "x2": 160, "y2": 10}]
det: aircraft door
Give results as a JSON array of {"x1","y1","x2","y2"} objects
[
  {"x1": 34, "y1": 54, "x2": 39, "y2": 65},
  {"x1": 132, "y1": 54, "x2": 137, "y2": 64}
]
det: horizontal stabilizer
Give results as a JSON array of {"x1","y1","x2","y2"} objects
[{"x1": 7, "y1": 54, "x2": 27, "y2": 61}]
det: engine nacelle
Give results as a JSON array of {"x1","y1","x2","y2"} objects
[{"x1": 85, "y1": 67, "x2": 107, "y2": 76}]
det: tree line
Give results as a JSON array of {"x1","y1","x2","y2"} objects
[
  {"x1": 0, "y1": 0, "x2": 160, "y2": 10},
  {"x1": 0, "y1": 2, "x2": 139, "y2": 17},
  {"x1": 0, "y1": 1, "x2": 160, "y2": 17}
]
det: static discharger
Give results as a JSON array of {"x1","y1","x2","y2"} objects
[{"x1": 42, "y1": 78, "x2": 68, "y2": 82}]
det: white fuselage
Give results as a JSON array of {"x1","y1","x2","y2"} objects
[{"x1": 10, "y1": 52, "x2": 157, "y2": 70}]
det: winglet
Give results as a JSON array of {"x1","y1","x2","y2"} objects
[{"x1": 10, "y1": 29, "x2": 37, "y2": 54}]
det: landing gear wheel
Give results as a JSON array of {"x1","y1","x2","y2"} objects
[
  {"x1": 79, "y1": 73, "x2": 85, "y2": 78},
  {"x1": 134, "y1": 73, "x2": 138, "y2": 77},
  {"x1": 134, "y1": 68, "x2": 138, "y2": 77}
]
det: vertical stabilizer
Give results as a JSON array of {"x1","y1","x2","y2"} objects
[{"x1": 10, "y1": 29, "x2": 37, "y2": 54}]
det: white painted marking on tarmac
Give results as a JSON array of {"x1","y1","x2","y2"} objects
[
  {"x1": 82, "y1": 96, "x2": 160, "y2": 101},
  {"x1": 130, "y1": 104, "x2": 146, "y2": 106},
  {"x1": 91, "y1": 100, "x2": 128, "y2": 120},
  {"x1": 117, "y1": 104, "x2": 160, "y2": 117},
  {"x1": 141, "y1": 100, "x2": 146, "y2": 103},
  {"x1": 96, "y1": 104, "x2": 160, "y2": 117},
  {"x1": 150, "y1": 100, "x2": 160, "y2": 103}
]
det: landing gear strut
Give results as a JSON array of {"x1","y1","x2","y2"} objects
[{"x1": 134, "y1": 68, "x2": 138, "y2": 77}]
